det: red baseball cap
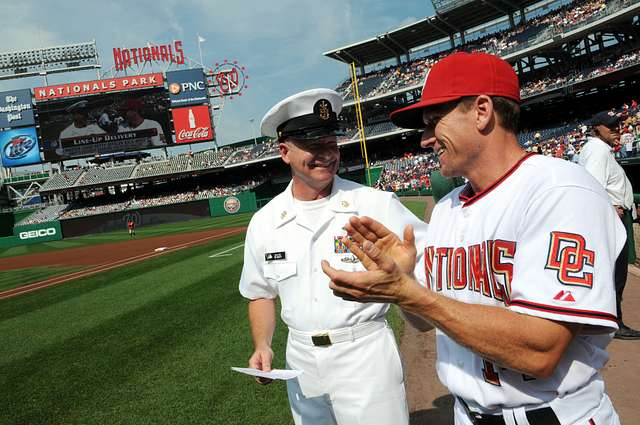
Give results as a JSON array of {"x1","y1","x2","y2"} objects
[{"x1": 390, "y1": 52, "x2": 520, "y2": 129}]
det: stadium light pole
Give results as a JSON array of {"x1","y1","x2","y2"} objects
[{"x1": 249, "y1": 118, "x2": 257, "y2": 145}]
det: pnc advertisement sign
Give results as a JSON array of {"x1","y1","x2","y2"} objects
[
  {"x1": 171, "y1": 105, "x2": 213, "y2": 144},
  {"x1": 0, "y1": 89, "x2": 35, "y2": 128},
  {"x1": 34, "y1": 73, "x2": 164, "y2": 101},
  {"x1": 0, "y1": 126, "x2": 41, "y2": 167},
  {"x1": 166, "y1": 69, "x2": 208, "y2": 107}
]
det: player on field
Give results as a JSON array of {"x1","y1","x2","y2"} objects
[
  {"x1": 323, "y1": 52, "x2": 624, "y2": 425},
  {"x1": 127, "y1": 219, "x2": 136, "y2": 238}
]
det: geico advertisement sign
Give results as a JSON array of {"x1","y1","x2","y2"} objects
[{"x1": 18, "y1": 228, "x2": 57, "y2": 240}]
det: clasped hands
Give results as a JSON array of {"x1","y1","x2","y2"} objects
[{"x1": 321, "y1": 216, "x2": 422, "y2": 306}]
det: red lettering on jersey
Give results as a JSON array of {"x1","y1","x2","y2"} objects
[
  {"x1": 445, "y1": 247, "x2": 454, "y2": 290},
  {"x1": 482, "y1": 359, "x2": 501, "y2": 386},
  {"x1": 468, "y1": 244, "x2": 484, "y2": 293},
  {"x1": 491, "y1": 240, "x2": 515, "y2": 302},
  {"x1": 435, "y1": 247, "x2": 450, "y2": 291},
  {"x1": 452, "y1": 247, "x2": 467, "y2": 290},
  {"x1": 545, "y1": 231, "x2": 595, "y2": 288},
  {"x1": 424, "y1": 246, "x2": 435, "y2": 290}
]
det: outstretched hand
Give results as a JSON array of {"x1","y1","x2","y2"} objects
[
  {"x1": 343, "y1": 216, "x2": 417, "y2": 275},
  {"x1": 322, "y1": 217, "x2": 423, "y2": 305}
]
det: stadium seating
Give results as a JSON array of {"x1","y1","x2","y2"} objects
[
  {"x1": 17, "y1": 204, "x2": 68, "y2": 225},
  {"x1": 191, "y1": 149, "x2": 228, "y2": 170},
  {"x1": 39, "y1": 169, "x2": 84, "y2": 191},
  {"x1": 335, "y1": 0, "x2": 623, "y2": 102},
  {"x1": 76, "y1": 165, "x2": 136, "y2": 186}
]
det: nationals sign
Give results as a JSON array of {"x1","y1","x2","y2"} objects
[
  {"x1": 113, "y1": 41, "x2": 185, "y2": 71},
  {"x1": 172, "y1": 105, "x2": 214, "y2": 144},
  {"x1": 34, "y1": 73, "x2": 164, "y2": 101}
]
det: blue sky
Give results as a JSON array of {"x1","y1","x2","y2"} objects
[{"x1": 0, "y1": 0, "x2": 434, "y2": 148}]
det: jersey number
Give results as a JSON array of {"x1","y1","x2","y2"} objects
[
  {"x1": 545, "y1": 231, "x2": 595, "y2": 288},
  {"x1": 482, "y1": 359, "x2": 501, "y2": 386},
  {"x1": 482, "y1": 359, "x2": 536, "y2": 386}
]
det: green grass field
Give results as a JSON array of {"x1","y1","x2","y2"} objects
[
  {"x1": 0, "y1": 213, "x2": 254, "y2": 259},
  {"x1": 0, "y1": 199, "x2": 425, "y2": 424}
]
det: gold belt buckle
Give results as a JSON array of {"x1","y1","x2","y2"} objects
[{"x1": 311, "y1": 333, "x2": 332, "y2": 346}]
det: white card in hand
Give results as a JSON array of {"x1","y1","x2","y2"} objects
[{"x1": 231, "y1": 367, "x2": 303, "y2": 380}]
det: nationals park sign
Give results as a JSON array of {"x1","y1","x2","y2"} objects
[{"x1": 34, "y1": 73, "x2": 164, "y2": 101}]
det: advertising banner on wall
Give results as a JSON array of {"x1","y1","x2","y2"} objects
[
  {"x1": 166, "y1": 69, "x2": 208, "y2": 107},
  {"x1": 171, "y1": 105, "x2": 214, "y2": 144},
  {"x1": 0, "y1": 89, "x2": 35, "y2": 128},
  {"x1": 0, "y1": 126, "x2": 41, "y2": 167},
  {"x1": 37, "y1": 88, "x2": 171, "y2": 161},
  {"x1": 34, "y1": 73, "x2": 164, "y2": 102}
]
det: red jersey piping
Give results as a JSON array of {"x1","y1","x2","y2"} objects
[{"x1": 459, "y1": 152, "x2": 537, "y2": 207}]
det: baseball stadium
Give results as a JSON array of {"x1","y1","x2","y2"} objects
[{"x1": 2, "y1": 0, "x2": 640, "y2": 424}]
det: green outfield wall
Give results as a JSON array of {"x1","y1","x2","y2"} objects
[
  {"x1": 0, "y1": 220, "x2": 62, "y2": 248},
  {"x1": 208, "y1": 192, "x2": 257, "y2": 217}
]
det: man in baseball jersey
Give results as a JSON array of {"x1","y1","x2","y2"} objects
[
  {"x1": 323, "y1": 52, "x2": 625, "y2": 424},
  {"x1": 118, "y1": 99, "x2": 166, "y2": 147},
  {"x1": 578, "y1": 110, "x2": 640, "y2": 340},
  {"x1": 239, "y1": 88, "x2": 428, "y2": 425}
]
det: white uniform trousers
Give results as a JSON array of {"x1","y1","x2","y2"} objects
[{"x1": 285, "y1": 322, "x2": 409, "y2": 425}]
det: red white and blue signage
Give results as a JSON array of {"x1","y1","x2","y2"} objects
[{"x1": 0, "y1": 126, "x2": 41, "y2": 167}]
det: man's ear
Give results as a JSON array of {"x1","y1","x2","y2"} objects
[
  {"x1": 279, "y1": 141, "x2": 291, "y2": 164},
  {"x1": 474, "y1": 95, "x2": 494, "y2": 133}
]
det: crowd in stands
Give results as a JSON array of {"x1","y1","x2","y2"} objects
[
  {"x1": 336, "y1": 0, "x2": 622, "y2": 101},
  {"x1": 374, "y1": 99, "x2": 640, "y2": 192},
  {"x1": 56, "y1": 178, "x2": 266, "y2": 220},
  {"x1": 373, "y1": 152, "x2": 439, "y2": 192},
  {"x1": 520, "y1": 48, "x2": 640, "y2": 97}
]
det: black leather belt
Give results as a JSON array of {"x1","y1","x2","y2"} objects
[{"x1": 457, "y1": 397, "x2": 561, "y2": 425}]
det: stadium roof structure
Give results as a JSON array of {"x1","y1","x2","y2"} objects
[{"x1": 324, "y1": 0, "x2": 541, "y2": 66}]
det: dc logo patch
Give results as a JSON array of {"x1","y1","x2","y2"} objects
[{"x1": 545, "y1": 231, "x2": 595, "y2": 288}]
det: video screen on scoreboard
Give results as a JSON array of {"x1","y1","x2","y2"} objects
[{"x1": 37, "y1": 88, "x2": 171, "y2": 161}]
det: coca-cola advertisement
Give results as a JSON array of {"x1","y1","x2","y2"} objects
[{"x1": 171, "y1": 105, "x2": 214, "y2": 144}]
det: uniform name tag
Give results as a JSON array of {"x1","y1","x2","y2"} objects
[{"x1": 265, "y1": 251, "x2": 286, "y2": 261}]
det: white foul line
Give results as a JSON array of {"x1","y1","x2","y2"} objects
[{"x1": 209, "y1": 243, "x2": 245, "y2": 258}]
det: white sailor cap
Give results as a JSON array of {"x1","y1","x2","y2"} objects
[
  {"x1": 66, "y1": 100, "x2": 89, "y2": 113},
  {"x1": 260, "y1": 88, "x2": 344, "y2": 139}
]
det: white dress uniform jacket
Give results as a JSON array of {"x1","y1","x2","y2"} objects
[
  {"x1": 239, "y1": 176, "x2": 427, "y2": 425},
  {"x1": 240, "y1": 175, "x2": 427, "y2": 331}
]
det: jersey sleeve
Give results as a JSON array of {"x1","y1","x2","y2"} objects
[
  {"x1": 384, "y1": 193, "x2": 429, "y2": 286},
  {"x1": 507, "y1": 186, "x2": 624, "y2": 331},
  {"x1": 238, "y1": 217, "x2": 278, "y2": 300}
]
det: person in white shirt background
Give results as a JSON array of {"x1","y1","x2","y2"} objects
[{"x1": 578, "y1": 110, "x2": 640, "y2": 339}]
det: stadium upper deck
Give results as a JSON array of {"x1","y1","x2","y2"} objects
[{"x1": 325, "y1": 0, "x2": 637, "y2": 68}]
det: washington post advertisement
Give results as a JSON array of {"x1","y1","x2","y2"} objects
[{"x1": 37, "y1": 87, "x2": 172, "y2": 161}]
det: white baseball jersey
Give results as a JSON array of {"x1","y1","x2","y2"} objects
[
  {"x1": 425, "y1": 153, "x2": 625, "y2": 423},
  {"x1": 59, "y1": 122, "x2": 104, "y2": 140},
  {"x1": 240, "y1": 175, "x2": 427, "y2": 331},
  {"x1": 119, "y1": 119, "x2": 165, "y2": 147}
]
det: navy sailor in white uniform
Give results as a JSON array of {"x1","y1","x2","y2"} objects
[{"x1": 239, "y1": 88, "x2": 428, "y2": 425}]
